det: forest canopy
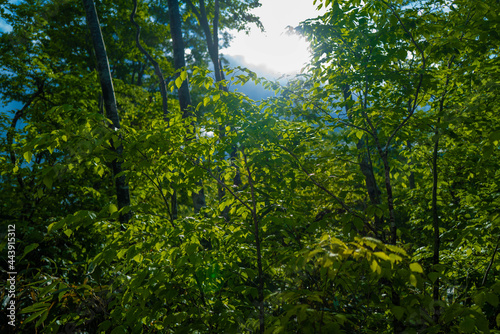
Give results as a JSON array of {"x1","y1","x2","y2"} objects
[{"x1": 1, "y1": 0, "x2": 499, "y2": 333}]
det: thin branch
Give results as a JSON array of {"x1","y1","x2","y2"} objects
[
  {"x1": 482, "y1": 235, "x2": 500, "y2": 287},
  {"x1": 200, "y1": 163, "x2": 253, "y2": 214},
  {"x1": 279, "y1": 145, "x2": 365, "y2": 223},
  {"x1": 380, "y1": 0, "x2": 426, "y2": 152}
]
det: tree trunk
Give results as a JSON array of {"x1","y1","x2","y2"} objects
[
  {"x1": 82, "y1": 0, "x2": 131, "y2": 226},
  {"x1": 167, "y1": 0, "x2": 206, "y2": 213},
  {"x1": 130, "y1": 0, "x2": 169, "y2": 119},
  {"x1": 188, "y1": 0, "x2": 242, "y2": 219},
  {"x1": 342, "y1": 84, "x2": 382, "y2": 237},
  {"x1": 431, "y1": 118, "x2": 440, "y2": 323}
]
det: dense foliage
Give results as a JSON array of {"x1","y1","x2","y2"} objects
[{"x1": 1, "y1": 0, "x2": 499, "y2": 333}]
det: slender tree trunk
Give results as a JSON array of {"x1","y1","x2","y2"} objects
[
  {"x1": 345, "y1": 82, "x2": 402, "y2": 332},
  {"x1": 243, "y1": 151, "x2": 265, "y2": 334},
  {"x1": 167, "y1": 0, "x2": 193, "y2": 118},
  {"x1": 82, "y1": 0, "x2": 131, "y2": 226},
  {"x1": 130, "y1": 0, "x2": 169, "y2": 119},
  {"x1": 187, "y1": 0, "x2": 223, "y2": 82},
  {"x1": 342, "y1": 84, "x2": 382, "y2": 237},
  {"x1": 431, "y1": 118, "x2": 440, "y2": 323},
  {"x1": 431, "y1": 52, "x2": 456, "y2": 321},
  {"x1": 187, "y1": 0, "x2": 238, "y2": 219},
  {"x1": 482, "y1": 235, "x2": 500, "y2": 286},
  {"x1": 379, "y1": 152, "x2": 397, "y2": 245},
  {"x1": 131, "y1": 0, "x2": 179, "y2": 220},
  {"x1": 167, "y1": 0, "x2": 206, "y2": 213}
]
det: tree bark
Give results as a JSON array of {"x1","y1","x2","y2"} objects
[
  {"x1": 342, "y1": 84, "x2": 382, "y2": 237},
  {"x1": 167, "y1": 0, "x2": 206, "y2": 213},
  {"x1": 82, "y1": 0, "x2": 131, "y2": 226},
  {"x1": 187, "y1": 1, "x2": 245, "y2": 220},
  {"x1": 187, "y1": 0, "x2": 223, "y2": 82},
  {"x1": 130, "y1": 0, "x2": 169, "y2": 119},
  {"x1": 243, "y1": 150, "x2": 265, "y2": 334},
  {"x1": 431, "y1": 118, "x2": 440, "y2": 323}
]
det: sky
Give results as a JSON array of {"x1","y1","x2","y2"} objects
[
  {"x1": 222, "y1": 0, "x2": 322, "y2": 77},
  {"x1": 0, "y1": 0, "x2": 323, "y2": 111},
  {"x1": 0, "y1": 0, "x2": 322, "y2": 75}
]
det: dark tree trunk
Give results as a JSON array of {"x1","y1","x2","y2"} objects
[
  {"x1": 130, "y1": 0, "x2": 169, "y2": 119},
  {"x1": 167, "y1": 0, "x2": 206, "y2": 213},
  {"x1": 82, "y1": 0, "x2": 131, "y2": 226},
  {"x1": 431, "y1": 118, "x2": 440, "y2": 323},
  {"x1": 187, "y1": 1, "x2": 242, "y2": 219},
  {"x1": 342, "y1": 84, "x2": 382, "y2": 237},
  {"x1": 167, "y1": 0, "x2": 192, "y2": 118}
]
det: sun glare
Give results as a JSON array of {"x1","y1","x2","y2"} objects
[
  {"x1": 223, "y1": 0, "x2": 321, "y2": 76},
  {"x1": 225, "y1": 29, "x2": 311, "y2": 75}
]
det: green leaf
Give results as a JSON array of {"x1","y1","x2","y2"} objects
[
  {"x1": 110, "y1": 325, "x2": 126, "y2": 334},
  {"x1": 180, "y1": 70, "x2": 187, "y2": 81},
  {"x1": 35, "y1": 309, "x2": 49, "y2": 327},
  {"x1": 355, "y1": 130, "x2": 363, "y2": 140},
  {"x1": 486, "y1": 292, "x2": 498, "y2": 307},
  {"x1": 474, "y1": 292, "x2": 485, "y2": 306},
  {"x1": 391, "y1": 306, "x2": 405, "y2": 320},
  {"x1": 175, "y1": 76, "x2": 183, "y2": 89},
  {"x1": 409, "y1": 274, "x2": 417, "y2": 287},
  {"x1": 410, "y1": 263, "x2": 423, "y2": 273},
  {"x1": 108, "y1": 204, "x2": 118, "y2": 214},
  {"x1": 24, "y1": 151, "x2": 33, "y2": 163},
  {"x1": 63, "y1": 228, "x2": 73, "y2": 238},
  {"x1": 186, "y1": 243, "x2": 198, "y2": 256},
  {"x1": 98, "y1": 321, "x2": 112, "y2": 332},
  {"x1": 460, "y1": 316, "x2": 475, "y2": 333},
  {"x1": 374, "y1": 251, "x2": 390, "y2": 261},
  {"x1": 133, "y1": 253, "x2": 143, "y2": 263},
  {"x1": 203, "y1": 96, "x2": 210, "y2": 106},
  {"x1": 20, "y1": 302, "x2": 51, "y2": 314},
  {"x1": 20, "y1": 243, "x2": 39, "y2": 260},
  {"x1": 23, "y1": 309, "x2": 46, "y2": 324},
  {"x1": 43, "y1": 175, "x2": 53, "y2": 189},
  {"x1": 428, "y1": 272, "x2": 440, "y2": 283},
  {"x1": 370, "y1": 259, "x2": 381, "y2": 274},
  {"x1": 117, "y1": 248, "x2": 127, "y2": 259}
]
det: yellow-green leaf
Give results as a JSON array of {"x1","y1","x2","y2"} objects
[
  {"x1": 410, "y1": 263, "x2": 423, "y2": 273},
  {"x1": 203, "y1": 96, "x2": 210, "y2": 106},
  {"x1": 133, "y1": 254, "x2": 143, "y2": 263},
  {"x1": 410, "y1": 274, "x2": 417, "y2": 287},
  {"x1": 108, "y1": 204, "x2": 118, "y2": 214},
  {"x1": 24, "y1": 151, "x2": 33, "y2": 163},
  {"x1": 175, "y1": 77, "x2": 183, "y2": 89},
  {"x1": 370, "y1": 259, "x2": 381, "y2": 274},
  {"x1": 180, "y1": 70, "x2": 187, "y2": 81},
  {"x1": 374, "y1": 251, "x2": 390, "y2": 261}
]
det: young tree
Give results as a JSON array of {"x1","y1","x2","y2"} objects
[{"x1": 82, "y1": 0, "x2": 131, "y2": 226}]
